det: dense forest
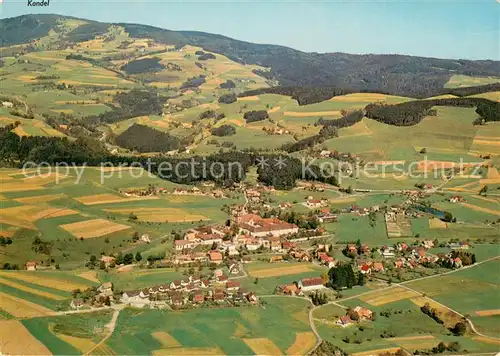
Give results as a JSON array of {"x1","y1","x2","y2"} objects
[
  {"x1": 365, "y1": 97, "x2": 500, "y2": 126},
  {"x1": 180, "y1": 75, "x2": 206, "y2": 90},
  {"x1": 3, "y1": 15, "x2": 499, "y2": 98},
  {"x1": 121, "y1": 57, "x2": 166, "y2": 74},
  {"x1": 0, "y1": 124, "x2": 338, "y2": 189},
  {"x1": 218, "y1": 93, "x2": 237, "y2": 104},
  {"x1": 317, "y1": 110, "x2": 364, "y2": 129},
  {"x1": 84, "y1": 89, "x2": 165, "y2": 125},
  {"x1": 115, "y1": 124, "x2": 182, "y2": 153},
  {"x1": 244, "y1": 110, "x2": 269, "y2": 123},
  {"x1": 219, "y1": 80, "x2": 236, "y2": 89},
  {"x1": 211, "y1": 124, "x2": 236, "y2": 137}
]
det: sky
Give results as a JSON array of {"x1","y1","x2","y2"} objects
[{"x1": 1, "y1": 0, "x2": 499, "y2": 60}]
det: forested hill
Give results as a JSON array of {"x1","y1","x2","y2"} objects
[{"x1": 1, "y1": 14, "x2": 499, "y2": 97}]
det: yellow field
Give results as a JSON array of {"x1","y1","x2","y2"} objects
[
  {"x1": 461, "y1": 202, "x2": 500, "y2": 217},
  {"x1": 248, "y1": 265, "x2": 314, "y2": 278},
  {"x1": 429, "y1": 218, "x2": 448, "y2": 229},
  {"x1": 487, "y1": 167, "x2": 500, "y2": 179},
  {"x1": 43, "y1": 208, "x2": 80, "y2": 219},
  {"x1": 78, "y1": 271, "x2": 100, "y2": 283},
  {"x1": 56, "y1": 333, "x2": 97, "y2": 353},
  {"x1": 388, "y1": 335, "x2": 439, "y2": 350},
  {"x1": 1, "y1": 205, "x2": 78, "y2": 222},
  {"x1": 286, "y1": 332, "x2": 317, "y2": 355},
  {"x1": 0, "y1": 292, "x2": 54, "y2": 318},
  {"x1": 74, "y1": 193, "x2": 159, "y2": 205},
  {"x1": 339, "y1": 120, "x2": 372, "y2": 138},
  {"x1": 410, "y1": 297, "x2": 462, "y2": 328},
  {"x1": 238, "y1": 96, "x2": 260, "y2": 101},
  {"x1": 0, "y1": 277, "x2": 66, "y2": 300},
  {"x1": 284, "y1": 110, "x2": 341, "y2": 117},
  {"x1": 103, "y1": 207, "x2": 208, "y2": 222},
  {"x1": 328, "y1": 197, "x2": 357, "y2": 205},
  {"x1": 0, "y1": 271, "x2": 91, "y2": 292},
  {"x1": 359, "y1": 286, "x2": 420, "y2": 306},
  {"x1": 0, "y1": 215, "x2": 36, "y2": 229},
  {"x1": 352, "y1": 347, "x2": 401, "y2": 356},
  {"x1": 472, "y1": 336, "x2": 500, "y2": 345},
  {"x1": 0, "y1": 320, "x2": 52, "y2": 355},
  {"x1": 243, "y1": 338, "x2": 282, "y2": 355},
  {"x1": 1, "y1": 181, "x2": 44, "y2": 192},
  {"x1": 470, "y1": 91, "x2": 500, "y2": 102},
  {"x1": 269, "y1": 106, "x2": 281, "y2": 113},
  {"x1": 60, "y1": 218, "x2": 130, "y2": 238},
  {"x1": 475, "y1": 309, "x2": 500, "y2": 316},
  {"x1": 13, "y1": 193, "x2": 66, "y2": 204},
  {"x1": 91, "y1": 343, "x2": 117, "y2": 356},
  {"x1": 153, "y1": 347, "x2": 224, "y2": 356},
  {"x1": 152, "y1": 332, "x2": 181, "y2": 348}
]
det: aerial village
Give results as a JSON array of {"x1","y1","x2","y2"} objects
[{"x1": 27, "y1": 181, "x2": 477, "y2": 314}]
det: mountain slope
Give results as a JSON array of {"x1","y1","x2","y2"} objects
[{"x1": 1, "y1": 14, "x2": 499, "y2": 98}]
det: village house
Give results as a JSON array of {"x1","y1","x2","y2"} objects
[
  {"x1": 337, "y1": 315, "x2": 353, "y2": 327},
  {"x1": 298, "y1": 277, "x2": 325, "y2": 291},
  {"x1": 281, "y1": 283, "x2": 301, "y2": 296},
  {"x1": 281, "y1": 241, "x2": 296, "y2": 251},
  {"x1": 290, "y1": 250, "x2": 311, "y2": 262},
  {"x1": 97, "y1": 282, "x2": 113, "y2": 297},
  {"x1": 360, "y1": 264, "x2": 372, "y2": 274},
  {"x1": 449, "y1": 196, "x2": 465, "y2": 203},
  {"x1": 346, "y1": 244, "x2": 358, "y2": 255},
  {"x1": 237, "y1": 214, "x2": 299, "y2": 238},
  {"x1": 70, "y1": 298, "x2": 84, "y2": 310},
  {"x1": 199, "y1": 234, "x2": 223, "y2": 246},
  {"x1": 226, "y1": 281, "x2": 240, "y2": 293},
  {"x1": 2, "y1": 101, "x2": 14, "y2": 108},
  {"x1": 140, "y1": 234, "x2": 151, "y2": 243},
  {"x1": 25, "y1": 261, "x2": 38, "y2": 271},
  {"x1": 174, "y1": 240, "x2": 197, "y2": 251},
  {"x1": 317, "y1": 252, "x2": 336, "y2": 268},
  {"x1": 247, "y1": 292, "x2": 258, "y2": 304},
  {"x1": 421, "y1": 240, "x2": 435, "y2": 249},
  {"x1": 306, "y1": 199, "x2": 323, "y2": 209},
  {"x1": 372, "y1": 262, "x2": 385, "y2": 273},
  {"x1": 229, "y1": 263, "x2": 240, "y2": 275},
  {"x1": 352, "y1": 306, "x2": 373, "y2": 320},
  {"x1": 209, "y1": 251, "x2": 223, "y2": 264},
  {"x1": 279, "y1": 202, "x2": 292, "y2": 210}
]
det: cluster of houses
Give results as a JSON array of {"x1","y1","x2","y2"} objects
[
  {"x1": 120, "y1": 271, "x2": 257, "y2": 308},
  {"x1": 173, "y1": 214, "x2": 300, "y2": 264},
  {"x1": 449, "y1": 195, "x2": 466, "y2": 203},
  {"x1": 345, "y1": 240, "x2": 471, "y2": 274},
  {"x1": 71, "y1": 282, "x2": 114, "y2": 309},
  {"x1": 337, "y1": 306, "x2": 374, "y2": 327}
]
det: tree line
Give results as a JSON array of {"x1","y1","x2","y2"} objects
[{"x1": 365, "y1": 97, "x2": 499, "y2": 126}]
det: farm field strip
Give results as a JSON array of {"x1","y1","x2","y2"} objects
[
  {"x1": 153, "y1": 347, "x2": 224, "y2": 356},
  {"x1": 248, "y1": 264, "x2": 316, "y2": 278},
  {"x1": 0, "y1": 277, "x2": 66, "y2": 300},
  {"x1": 0, "y1": 292, "x2": 54, "y2": 318},
  {"x1": 56, "y1": 333, "x2": 97, "y2": 353},
  {"x1": 103, "y1": 207, "x2": 208, "y2": 222},
  {"x1": 475, "y1": 309, "x2": 500, "y2": 316},
  {"x1": 60, "y1": 218, "x2": 131, "y2": 238},
  {"x1": 13, "y1": 193, "x2": 67, "y2": 204},
  {"x1": 0, "y1": 320, "x2": 52, "y2": 355},
  {"x1": 359, "y1": 286, "x2": 420, "y2": 306},
  {"x1": 243, "y1": 338, "x2": 282, "y2": 355},
  {"x1": 152, "y1": 331, "x2": 181, "y2": 348},
  {"x1": 286, "y1": 332, "x2": 317, "y2": 355},
  {"x1": 0, "y1": 271, "x2": 92, "y2": 292},
  {"x1": 74, "y1": 193, "x2": 159, "y2": 205}
]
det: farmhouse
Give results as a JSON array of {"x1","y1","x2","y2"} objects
[
  {"x1": 174, "y1": 240, "x2": 196, "y2": 251},
  {"x1": 100, "y1": 256, "x2": 116, "y2": 268},
  {"x1": 25, "y1": 261, "x2": 38, "y2": 271},
  {"x1": 2, "y1": 101, "x2": 14, "y2": 108},
  {"x1": 337, "y1": 315, "x2": 353, "y2": 327},
  {"x1": 352, "y1": 306, "x2": 373, "y2": 320},
  {"x1": 209, "y1": 251, "x2": 223, "y2": 264},
  {"x1": 70, "y1": 298, "x2": 84, "y2": 309},
  {"x1": 360, "y1": 264, "x2": 372, "y2": 274},
  {"x1": 317, "y1": 252, "x2": 336, "y2": 268},
  {"x1": 237, "y1": 214, "x2": 299, "y2": 237},
  {"x1": 306, "y1": 199, "x2": 323, "y2": 208},
  {"x1": 449, "y1": 196, "x2": 465, "y2": 203},
  {"x1": 298, "y1": 277, "x2": 324, "y2": 291}
]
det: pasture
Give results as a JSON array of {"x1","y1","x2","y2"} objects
[{"x1": 105, "y1": 297, "x2": 315, "y2": 355}]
